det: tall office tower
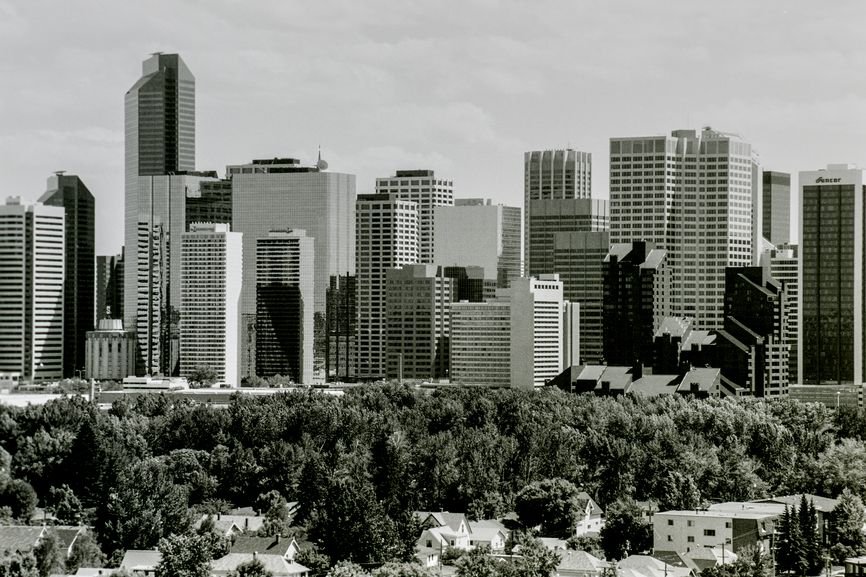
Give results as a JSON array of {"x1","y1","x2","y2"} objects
[
  {"x1": 442, "y1": 265, "x2": 497, "y2": 302},
  {"x1": 526, "y1": 199, "x2": 608, "y2": 278},
  {"x1": 610, "y1": 127, "x2": 757, "y2": 330},
  {"x1": 761, "y1": 243, "x2": 798, "y2": 382},
  {"x1": 179, "y1": 223, "x2": 242, "y2": 386},
  {"x1": 125, "y1": 52, "x2": 208, "y2": 375},
  {"x1": 0, "y1": 198, "x2": 65, "y2": 381},
  {"x1": 39, "y1": 173, "x2": 95, "y2": 377},
  {"x1": 385, "y1": 265, "x2": 455, "y2": 381},
  {"x1": 375, "y1": 170, "x2": 453, "y2": 264},
  {"x1": 524, "y1": 149, "x2": 592, "y2": 271},
  {"x1": 255, "y1": 230, "x2": 314, "y2": 385},
  {"x1": 799, "y1": 165, "x2": 866, "y2": 386},
  {"x1": 552, "y1": 231, "x2": 609, "y2": 364},
  {"x1": 602, "y1": 241, "x2": 670, "y2": 368},
  {"x1": 355, "y1": 193, "x2": 419, "y2": 380},
  {"x1": 230, "y1": 157, "x2": 355, "y2": 378},
  {"x1": 716, "y1": 267, "x2": 789, "y2": 397},
  {"x1": 326, "y1": 274, "x2": 356, "y2": 382},
  {"x1": 434, "y1": 199, "x2": 521, "y2": 287},
  {"x1": 127, "y1": 172, "x2": 219, "y2": 376},
  {"x1": 85, "y1": 319, "x2": 136, "y2": 381},
  {"x1": 450, "y1": 275, "x2": 570, "y2": 388},
  {"x1": 186, "y1": 179, "x2": 232, "y2": 231},
  {"x1": 763, "y1": 171, "x2": 791, "y2": 245},
  {"x1": 96, "y1": 251, "x2": 124, "y2": 322}
]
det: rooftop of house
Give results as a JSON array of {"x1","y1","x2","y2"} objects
[
  {"x1": 657, "y1": 509, "x2": 776, "y2": 521},
  {"x1": 197, "y1": 513, "x2": 265, "y2": 534},
  {"x1": 120, "y1": 550, "x2": 162, "y2": 571},
  {"x1": 0, "y1": 526, "x2": 45, "y2": 552},
  {"x1": 230, "y1": 535, "x2": 295, "y2": 556},
  {"x1": 212, "y1": 553, "x2": 309, "y2": 577},
  {"x1": 629, "y1": 374, "x2": 680, "y2": 396},
  {"x1": 677, "y1": 368, "x2": 719, "y2": 394},
  {"x1": 557, "y1": 550, "x2": 606, "y2": 572},
  {"x1": 618, "y1": 555, "x2": 692, "y2": 577},
  {"x1": 415, "y1": 511, "x2": 471, "y2": 533},
  {"x1": 576, "y1": 492, "x2": 603, "y2": 516},
  {"x1": 655, "y1": 317, "x2": 691, "y2": 339},
  {"x1": 753, "y1": 494, "x2": 840, "y2": 513}
]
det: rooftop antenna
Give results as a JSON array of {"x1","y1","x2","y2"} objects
[
  {"x1": 54, "y1": 170, "x2": 65, "y2": 176},
  {"x1": 316, "y1": 145, "x2": 329, "y2": 171}
]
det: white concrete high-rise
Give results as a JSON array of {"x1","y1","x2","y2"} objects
[
  {"x1": 610, "y1": 127, "x2": 757, "y2": 330},
  {"x1": 179, "y1": 223, "x2": 242, "y2": 386},
  {"x1": 376, "y1": 170, "x2": 452, "y2": 264},
  {"x1": 0, "y1": 197, "x2": 65, "y2": 381},
  {"x1": 256, "y1": 229, "x2": 314, "y2": 385},
  {"x1": 761, "y1": 243, "x2": 798, "y2": 384},
  {"x1": 434, "y1": 199, "x2": 521, "y2": 287},
  {"x1": 355, "y1": 193, "x2": 419, "y2": 380}
]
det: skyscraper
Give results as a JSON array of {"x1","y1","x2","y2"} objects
[
  {"x1": 124, "y1": 53, "x2": 208, "y2": 375},
  {"x1": 96, "y1": 251, "x2": 123, "y2": 322},
  {"x1": 434, "y1": 199, "x2": 521, "y2": 287},
  {"x1": 385, "y1": 265, "x2": 455, "y2": 381},
  {"x1": 602, "y1": 241, "x2": 670, "y2": 368},
  {"x1": 763, "y1": 171, "x2": 791, "y2": 246},
  {"x1": 527, "y1": 198, "x2": 609, "y2": 278},
  {"x1": 375, "y1": 170, "x2": 453, "y2": 264},
  {"x1": 0, "y1": 198, "x2": 65, "y2": 381},
  {"x1": 355, "y1": 193, "x2": 418, "y2": 380},
  {"x1": 179, "y1": 223, "x2": 242, "y2": 386},
  {"x1": 229, "y1": 157, "x2": 355, "y2": 378},
  {"x1": 256, "y1": 229, "x2": 314, "y2": 384},
  {"x1": 610, "y1": 127, "x2": 757, "y2": 330},
  {"x1": 799, "y1": 165, "x2": 866, "y2": 386},
  {"x1": 39, "y1": 173, "x2": 95, "y2": 377},
  {"x1": 761, "y1": 244, "x2": 798, "y2": 382},
  {"x1": 524, "y1": 149, "x2": 592, "y2": 272}
]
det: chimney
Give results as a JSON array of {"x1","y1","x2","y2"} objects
[
  {"x1": 245, "y1": 518, "x2": 249, "y2": 529},
  {"x1": 276, "y1": 534, "x2": 281, "y2": 544},
  {"x1": 217, "y1": 512, "x2": 221, "y2": 520},
  {"x1": 254, "y1": 551, "x2": 258, "y2": 560}
]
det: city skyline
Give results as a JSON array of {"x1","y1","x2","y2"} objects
[{"x1": 3, "y1": 1, "x2": 863, "y2": 255}]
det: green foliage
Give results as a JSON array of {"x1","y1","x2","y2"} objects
[
  {"x1": 599, "y1": 498, "x2": 651, "y2": 561},
  {"x1": 515, "y1": 478, "x2": 583, "y2": 537},
  {"x1": 0, "y1": 478, "x2": 37, "y2": 521},
  {"x1": 456, "y1": 546, "x2": 500, "y2": 577},
  {"x1": 46, "y1": 484, "x2": 83, "y2": 524},
  {"x1": 371, "y1": 562, "x2": 434, "y2": 577},
  {"x1": 187, "y1": 366, "x2": 218, "y2": 388},
  {"x1": 328, "y1": 561, "x2": 369, "y2": 577},
  {"x1": 0, "y1": 549, "x2": 39, "y2": 577},
  {"x1": 156, "y1": 533, "x2": 214, "y2": 577},
  {"x1": 257, "y1": 491, "x2": 291, "y2": 537},
  {"x1": 832, "y1": 489, "x2": 866, "y2": 557},
  {"x1": 565, "y1": 535, "x2": 604, "y2": 558},
  {"x1": 295, "y1": 549, "x2": 331, "y2": 577},
  {"x1": 227, "y1": 558, "x2": 273, "y2": 577},
  {"x1": 777, "y1": 500, "x2": 822, "y2": 575},
  {"x1": 33, "y1": 531, "x2": 66, "y2": 577},
  {"x1": 440, "y1": 546, "x2": 466, "y2": 564},
  {"x1": 512, "y1": 535, "x2": 560, "y2": 577},
  {"x1": 66, "y1": 530, "x2": 106, "y2": 574},
  {"x1": 700, "y1": 545, "x2": 770, "y2": 577}
]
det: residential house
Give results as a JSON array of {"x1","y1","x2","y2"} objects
[
  {"x1": 574, "y1": 492, "x2": 604, "y2": 537},
  {"x1": 211, "y1": 553, "x2": 309, "y2": 577},
  {"x1": 414, "y1": 511, "x2": 472, "y2": 549},
  {"x1": 415, "y1": 529, "x2": 448, "y2": 568},
  {"x1": 119, "y1": 550, "x2": 162, "y2": 577},
  {"x1": 844, "y1": 556, "x2": 866, "y2": 577},
  {"x1": 653, "y1": 510, "x2": 775, "y2": 555},
  {"x1": 0, "y1": 526, "x2": 47, "y2": 553},
  {"x1": 230, "y1": 536, "x2": 299, "y2": 560},
  {"x1": 195, "y1": 513, "x2": 264, "y2": 536},
  {"x1": 468, "y1": 521, "x2": 508, "y2": 552},
  {"x1": 555, "y1": 550, "x2": 606, "y2": 577},
  {"x1": 617, "y1": 555, "x2": 692, "y2": 577}
]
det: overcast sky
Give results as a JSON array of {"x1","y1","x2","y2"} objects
[{"x1": 2, "y1": 0, "x2": 864, "y2": 254}]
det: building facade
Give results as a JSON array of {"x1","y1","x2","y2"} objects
[
  {"x1": 0, "y1": 198, "x2": 65, "y2": 381},
  {"x1": 179, "y1": 223, "x2": 242, "y2": 386},
  {"x1": 526, "y1": 198, "x2": 608, "y2": 279},
  {"x1": 510, "y1": 275, "x2": 566, "y2": 388},
  {"x1": 376, "y1": 170, "x2": 453, "y2": 265},
  {"x1": 96, "y1": 251, "x2": 124, "y2": 323},
  {"x1": 610, "y1": 128, "x2": 757, "y2": 330},
  {"x1": 450, "y1": 299, "x2": 512, "y2": 387},
  {"x1": 602, "y1": 241, "x2": 669, "y2": 368},
  {"x1": 85, "y1": 319, "x2": 136, "y2": 380},
  {"x1": 385, "y1": 265, "x2": 455, "y2": 381},
  {"x1": 355, "y1": 193, "x2": 419, "y2": 380},
  {"x1": 434, "y1": 199, "x2": 521, "y2": 287},
  {"x1": 553, "y1": 231, "x2": 609, "y2": 364},
  {"x1": 39, "y1": 173, "x2": 95, "y2": 378},
  {"x1": 255, "y1": 230, "x2": 314, "y2": 384},
  {"x1": 186, "y1": 179, "x2": 232, "y2": 231},
  {"x1": 524, "y1": 150, "x2": 592, "y2": 273},
  {"x1": 326, "y1": 274, "x2": 356, "y2": 382},
  {"x1": 799, "y1": 165, "x2": 866, "y2": 386},
  {"x1": 761, "y1": 244, "x2": 798, "y2": 383},
  {"x1": 229, "y1": 158, "x2": 355, "y2": 379},
  {"x1": 763, "y1": 171, "x2": 791, "y2": 246}
]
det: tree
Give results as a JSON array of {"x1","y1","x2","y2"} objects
[
  {"x1": 328, "y1": 561, "x2": 369, "y2": 577},
  {"x1": 33, "y1": 531, "x2": 66, "y2": 577},
  {"x1": 777, "y1": 504, "x2": 805, "y2": 576},
  {"x1": 46, "y1": 484, "x2": 83, "y2": 524},
  {"x1": 832, "y1": 489, "x2": 866, "y2": 556},
  {"x1": 599, "y1": 499, "x2": 651, "y2": 561},
  {"x1": 187, "y1": 366, "x2": 218, "y2": 388},
  {"x1": 295, "y1": 549, "x2": 330, "y2": 577},
  {"x1": 512, "y1": 535, "x2": 560, "y2": 577},
  {"x1": 0, "y1": 550, "x2": 39, "y2": 577},
  {"x1": 66, "y1": 530, "x2": 106, "y2": 574},
  {"x1": 797, "y1": 496, "x2": 821, "y2": 575},
  {"x1": 456, "y1": 546, "x2": 499, "y2": 577},
  {"x1": 156, "y1": 533, "x2": 213, "y2": 577},
  {"x1": 257, "y1": 491, "x2": 291, "y2": 537},
  {"x1": 467, "y1": 492, "x2": 508, "y2": 522},
  {"x1": 0, "y1": 479, "x2": 37, "y2": 521},
  {"x1": 371, "y1": 563, "x2": 435, "y2": 577},
  {"x1": 515, "y1": 478, "x2": 582, "y2": 537},
  {"x1": 565, "y1": 535, "x2": 604, "y2": 559},
  {"x1": 227, "y1": 559, "x2": 273, "y2": 577}
]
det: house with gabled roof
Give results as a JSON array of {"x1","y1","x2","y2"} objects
[
  {"x1": 0, "y1": 526, "x2": 47, "y2": 553},
  {"x1": 230, "y1": 535, "x2": 299, "y2": 561},
  {"x1": 574, "y1": 493, "x2": 604, "y2": 537},
  {"x1": 211, "y1": 553, "x2": 308, "y2": 577},
  {"x1": 119, "y1": 550, "x2": 162, "y2": 577},
  {"x1": 555, "y1": 550, "x2": 606, "y2": 577}
]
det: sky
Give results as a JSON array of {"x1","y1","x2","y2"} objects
[{"x1": 1, "y1": 0, "x2": 865, "y2": 255}]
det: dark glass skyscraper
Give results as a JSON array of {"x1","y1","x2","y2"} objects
[
  {"x1": 799, "y1": 165, "x2": 865, "y2": 386},
  {"x1": 763, "y1": 171, "x2": 791, "y2": 245},
  {"x1": 39, "y1": 173, "x2": 95, "y2": 377}
]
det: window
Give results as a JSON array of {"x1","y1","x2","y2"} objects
[
  {"x1": 667, "y1": 519, "x2": 674, "y2": 526},
  {"x1": 426, "y1": 540, "x2": 432, "y2": 548},
  {"x1": 687, "y1": 536, "x2": 695, "y2": 543},
  {"x1": 725, "y1": 522, "x2": 732, "y2": 528},
  {"x1": 704, "y1": 529, "x2": 716, "y2": 537},
  {"x1": 687, "y1": 520, "x2": 694, "y2": 527}
]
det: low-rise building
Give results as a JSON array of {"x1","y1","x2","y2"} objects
[
  {"x1": 653, "y1": 510, "x2": 775, "y2": 555},
  {"x1": 85, "y1": 319, "x2": 136, "y2": 380}
]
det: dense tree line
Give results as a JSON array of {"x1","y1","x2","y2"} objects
[{"x1": 0, "y1": 388, "x2": 865, "y2": 567}]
